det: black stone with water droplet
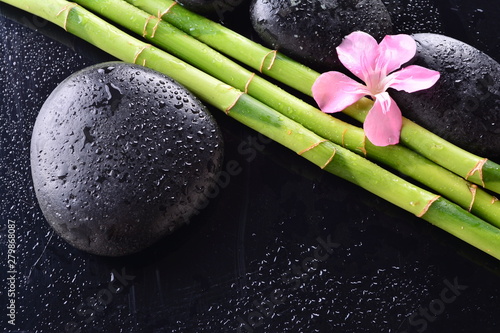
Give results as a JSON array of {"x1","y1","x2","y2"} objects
[
  {"x1": 249, "y1": 0, "x2": 393, "y2": 72},
  {"x1": 390, "y1": 33, "x2": 500, "y2": 161},
  {"x1": 383, "y1": 0, "x2": 444, "y2": 35},
  {"x1": 177, "y1": 0, "x2": 245, "y2": 16},
  {"x1": 30, "y1": 62, "x2": 224, "y2": 256}
]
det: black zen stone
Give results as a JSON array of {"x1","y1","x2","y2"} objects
[
  {"x1": 250, "y1": 0, "x2": 393, "y2": 72},
  {"x1": 177, "y1": 0, "x2": 248, "y2": 17},
  {"x1": 30, "y1": 62, "x2": 224, "y2": 256},
  {"x1": 391, "y1": 33, "x2": 500, "y2": 161}
]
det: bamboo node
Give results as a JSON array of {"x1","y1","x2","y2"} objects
[
  {"x1": 142, "y1": 15, "x2": 156, "y2": 37},
  {"x1": 468, "y1": 183, "x2": 478, "y2": 212},
  {"x1": 244, "y1": 73, "x2": 255, "y2": 94},
  {"x1": 298, "y1": 139, "x2": 327, "y2": 156},
  {"x1": 151, "y1": 17, "x2": 162, "y2": 38},
  {"x1": 158, "y1": 2, "x2": 178, "y2": 19},
  {"x1": 465, "y1": 158, "x2": 487, "y2": 187},
  {"x1": 259, "y1": 50, "x2": 278, "y2": 72},
  {"x1": 416, "y1": 195, "x2": 441, "y2": 217},
  {"x1": 341, "y1": 128, "x2": 348, "y2": 147},
  {"x1": 56, "y1": 2, "x2": 79, "y2": 31},
  {"x1": 358, "y1": 136, "x2": 367, "y2": 157},
  {"x1": 321, "y1": 149, "x2": 336, "y2": 169},
  {"x1": 225, "y1": 92, "x2": 244, "y2": 115},
  {"x1": 133, "y1": 44, "x2": 152, "y2": 64}
]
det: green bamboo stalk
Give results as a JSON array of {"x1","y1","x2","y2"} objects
[
  {"x1": 127, "y1": 0, "x2": 500, "y2": 194},
  {"x1": 72, "y1": 0, "x2": 500, "y2": 227},
  {"x1": 3, "y1": 0, "x2": 500, "y2": 260}
]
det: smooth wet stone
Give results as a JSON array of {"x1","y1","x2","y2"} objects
[
  {"x1": 391, "y1": 33, "x2": 500, "y2": 161},
  {"x1": 177, "y1": 0, "x2": 248, "y2": 18},
  {"x1": 383, "y1": 0, "x2": 443, "y2": 35},
  {"x1": 30, "y1": 62, "x2": 224, "y2": 256},
  {"x1": 250, "y1": 0, "x2": 393, "y2": 71}
]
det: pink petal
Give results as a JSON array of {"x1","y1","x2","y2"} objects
[
  {"x1": 364, "y1": 92, "x2": 402, "y2": 146},
  {"x1": 387, "y1": 65, "x2": 441, "y2": 93},
  {"x1": 377, "y1": 34, "x2": 417, "y2": 75},
  {"x1": 312, "y1": 71, "x2": 369, "y2": 113},
  {"x1": 336, "y1": 31, "x2": 378, "y2": 82}
]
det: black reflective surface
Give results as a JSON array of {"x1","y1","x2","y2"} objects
[{"x1": 1, "y1": 1, "x2": 500, "y2": 332}]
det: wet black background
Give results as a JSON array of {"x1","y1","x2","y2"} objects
[{"x1": 1, "y1": 0, "x2": 500, "y2": 332}]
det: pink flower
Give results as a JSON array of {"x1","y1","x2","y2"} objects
[{"x1": 312, "y1": 31, "x2": 440, "y2": 146}]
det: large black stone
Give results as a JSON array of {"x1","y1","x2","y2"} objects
[
  {"x1": 30, "y1": 62, "x2": 224, "y2": 256},
  {"x1": 177, "y1": 0, "x2": 249, "y2": 19},
  {"x1": 391, "y1": 33, "x2": 500, "y2": 161},
  {"x1": 250, "y1": 0, "x2": 393, "y2": 72}
]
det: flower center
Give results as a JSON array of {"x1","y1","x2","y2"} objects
[{"x1": 366, "y1": 71, "x2": 389, "y2": 96}]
